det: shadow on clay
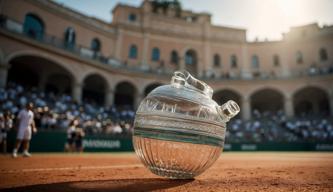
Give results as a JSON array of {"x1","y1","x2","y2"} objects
[{"x1": 0, "y1": 178, "x2": 195, "y2": 192}]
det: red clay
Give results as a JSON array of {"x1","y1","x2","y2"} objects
[{"x1": 0, "y1": 152, "x2": 333, "y2": 191}]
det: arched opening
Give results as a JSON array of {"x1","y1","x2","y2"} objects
[
  {"x1": 64, "y1": 27, "x2": 76, "y2": 49},
  {"x1": 114, "y1": 81, "x2": 136, "y2": 108},
  {"x1": 7, "y1": 55, "x2": 73, "y2": 94},
  {"x1": 319, "y1": 48, "x2": 328, "y2": 62},
  {"x1": 151, "y1": 47, "x2": 160, "y2": 61},
  {"x1": 91, "y1": 38, "x2": 101, "y2": 59},
  {"x1": 23, "y1": 13, "x2": 44, "y2": 40},
  {"x1": 82, "y1": 74, "x2": 107, "y2": 105},
  {"x1": 293, "y1": 87, "x2": 330, "y2": 116},
  {"x1": 8, "y1": 57, "x2": 39, "y2": 88},
  {"x1": 213, "y1": 89, "x2": 241, "y2": 118},
  {"x1": 170, "y1": 50, "x2": 179, "y2": 65},
  {"x1": 296, "y1": 51, "x2": 303, "y2": 64},
  {"x1": 250, "y1": 88, "x2": 284, "y2": 113},
  {"x1": 213, "y1": 54, "x2": 220, "y2": 67},
  {"x1": 91, "y1": 38, "x2": 101, "y2": 52},
  {"x1": 185, "y1": 49, "x2": 198, "y2": 76},
  {"x1": 273, "y1": 54, "x2": 280, "y2": 67},
  {"x1": 230, "y1": 54, "x2": 237, "y2": 68},
  {"x1": 144, "y1": 83, "x2": 163, "y2": 96},
  {"x1": 45, "y1": 74, "x2": 71, "y2": 95},
  {"x1": 251, "y1": 55, "x2": 259, "y2": 69},
  {"x1": 128, "y1": 13, "x2": 137, "y2": 22},
  {"x1": 128, "y1": 44, "x2": 138, "y2": 59}
]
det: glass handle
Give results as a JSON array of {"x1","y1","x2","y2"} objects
[
  {"x1": 218, "y1": 100, "x2": 240, "y2": 122},
  {"x1": 171, "y1": 71, "x2": 213, "y2": 97},
  {"x1": 171, "y1": 74, "x2": 186, "y2": 87}
]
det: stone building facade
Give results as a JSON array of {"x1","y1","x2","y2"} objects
[{"x1": 0, "y1": 0, "x2": 332, "y2": 120}]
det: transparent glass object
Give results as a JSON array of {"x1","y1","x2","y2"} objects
[{"x1": 133, "y1": 71, "x2": 240, "y2": 179}]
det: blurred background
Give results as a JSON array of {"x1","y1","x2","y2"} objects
[{"x1": 0, "y1": 0, "x2": 332, "y2": 152}]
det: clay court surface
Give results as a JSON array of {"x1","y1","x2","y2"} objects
[{"x1": 0, "y1": 152, "x2": 333, "y2": 192}]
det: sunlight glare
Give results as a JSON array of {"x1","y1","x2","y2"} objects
[{"x1": 276, "y1": 0, "x2": 306, "y2": 23}]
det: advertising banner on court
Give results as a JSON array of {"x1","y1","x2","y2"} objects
[{"x1": 6, "y1": 131, "x2": 333, "y2": 152}]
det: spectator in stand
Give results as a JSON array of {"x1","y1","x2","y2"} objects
[
  {"x1": 1, "y1": 82, "x2": 333, "y2": 144},
  {"x1": 0, "y1": 113, "x2": 6, "y2": 153},
  {"x1": 0, "y1": 82, "x2": 135, "y2": 136},
  {"x1": 111, "y1": 123, "x2": 123, "y2": 134},
  {"x1": 1, "y1": 111, "x2": 14, "y2": 153}
]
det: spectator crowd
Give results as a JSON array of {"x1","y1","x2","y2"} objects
[
  {"x1": 227, "y1": 110, "x2": 333, "y2": 143},
  {"x1": 1, "y1": 83, "x2": 333, "y2": 143},
  {"x1": 0, "y1": 83, "x2": 135, "y2": 137}
]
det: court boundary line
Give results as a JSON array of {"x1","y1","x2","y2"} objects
[{"x1": 2, "y1": 164, "x2": 144, "y2": 173}]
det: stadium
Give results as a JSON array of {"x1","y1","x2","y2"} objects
[{"x1": 0, "y1": 0, "x2": 333, "y2": 191}]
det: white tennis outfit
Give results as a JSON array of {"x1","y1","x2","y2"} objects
[{"x1": 17, "y1": 109, "x2": 34, "y2": 140}]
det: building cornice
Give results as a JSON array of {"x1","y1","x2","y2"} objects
[
  {"x1": 116, "y1": 23, "x2": 245, "y2": 44},
  {"x1": 112, "y1": 3, "x2": 139, "y2": 14},
  {"x1": 210, "y1": 25, "x2": 246, "y2": 32}
]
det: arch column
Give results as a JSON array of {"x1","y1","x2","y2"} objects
[
  {"x1": 241, "y1": 44, "x2": 251, "y2": 79},
  {"x1": 284, "y1": 95, "x2": 294, "y2": 117},
  {"x1": 202, "y1": 40, "x2": 210, "y2": 77},
  {"x1": 179, "y1": 56, "x2": 185, "y2": 71},
  {"x1": 72, "y1": 83, "x2": 82, "y2": 104},
  {"x1": 115, "y1": 29, "x2": 123, "y2": 60},
  {"x1": 0, "y1": 63, "x2": 9, "y2": 88},
  {"x1": 203, "y1": 22, "x2": 211, "y2": 78},
  {"x1": 241, "y1": 96, "x2": 251, "y2": 120},
  {"x1": 106, "y1": 88, "x2": 114, "y2": 107},
  {"x1": 141, "y1": 32, "x2": 150, "y2": 69},
  {"x1": 280, "y1": 44, "x2": 291, "y2": 78}
]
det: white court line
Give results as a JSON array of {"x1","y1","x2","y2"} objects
[{"x1": 2, "y1": 164, "x2": 144, "y2": 173}]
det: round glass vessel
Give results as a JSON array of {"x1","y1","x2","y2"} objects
[{"x1": 133, "y1": 71, "x2": 240, "y2": 179}]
